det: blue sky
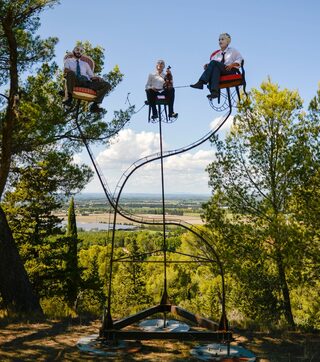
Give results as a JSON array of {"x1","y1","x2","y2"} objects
[{"x1": 37, "y1": 0, "x2": 320, "y2": 194}]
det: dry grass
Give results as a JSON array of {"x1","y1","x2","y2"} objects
[{"x1": 0, "y1": 318, "x2": 319, "y2": 361}]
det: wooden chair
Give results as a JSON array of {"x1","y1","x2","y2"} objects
[{"x1": 63, "y1": 52, "x2": 97, "y2": 101}]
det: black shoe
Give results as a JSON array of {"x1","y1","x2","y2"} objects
[
  {"x1": 207, "y1": 90, "x2": 219, "y2": 99},
  {"x1": 190, "y1": 81, "x2": 204, "y2": 89},
  {"x1": 63, "y1": 97, "x2": 72, "y2": 107},
  {"x1": 90, "y1": 103, "x2": 104, "y2": 113},
  {"x1": 169, "y1": 112, "x2": 178, "y2": 118},
  {"x1": 151, "y1": 114, "x2": 158, "y2": 119}
]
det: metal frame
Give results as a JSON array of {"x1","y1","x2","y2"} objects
[
  {"x1": 146, "y1": 95, "x2": 178, "y2": 124},
  {"x1": 72, "y1": 88, "x2": 237, "y2": 347}
]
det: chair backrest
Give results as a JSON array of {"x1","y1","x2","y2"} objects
[
  {"x1": 63, "y1": 52, "x2": 95, "y2": 71},
  {"x1": 63, "y1": 52, "x2": 97, "y2": 101}
]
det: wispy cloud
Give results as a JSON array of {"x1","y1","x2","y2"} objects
[{"x1": 75, "y1": 128, "x2": 216, "y2": 194}]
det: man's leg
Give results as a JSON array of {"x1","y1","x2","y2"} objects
[
  {"x1": 164, "y1": 88, "x2": 177, "y2": 117},
  {"x1": 63, "y1": 71, "x2": 77, "y2": 106},
  {"x1": 202, "y1": 61, "x2": 225, "y2": 93},
  {"x1": 146, "y1": 89, "x2": 158, "y2": 117},
  {"x1": 191, "y1": 60, "x2": 225, "y2": 97},
  {"x1": 89, "y1": 80, "x2": 111, "y2": 104}
]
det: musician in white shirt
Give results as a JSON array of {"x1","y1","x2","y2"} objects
[
  {"x1": 190, "y1": 33, "x2": 243, "y2": 99},
  {"x1": 63, "y1": 46, "x2": 111, "y2": 113},
  {"x1": 145, "y1": 60, "x2": 177, "y2": 119}
]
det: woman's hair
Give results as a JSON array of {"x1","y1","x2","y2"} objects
[{"x1": 219, "y1": 33, "x2": 231, "y2": 45}]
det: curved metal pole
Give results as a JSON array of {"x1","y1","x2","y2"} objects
[{"x1": 73, "y1": 102, "x2": 120, "y2": 332}]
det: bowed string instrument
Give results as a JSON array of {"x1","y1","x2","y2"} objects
[{"x1": 164, "y1": 65, "x2": 173, "y2": 89}]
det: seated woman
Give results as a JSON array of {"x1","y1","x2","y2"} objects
[
  {"x1": 190, "y1": 33, "x2": 243, "y2": 99},
  {"x1": 145, "y1": 59, "x2": 178, "y2": 119}
]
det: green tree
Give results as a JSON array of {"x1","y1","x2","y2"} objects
[
  {"x1": 0, "y1": 0, "x2": 59, "y2": 314},
  {"x1": 0, "y1": 0, "x2": 134, "y2": 312},
  {"x1": 204, "y1": 79, "x2": 316, "y2": 328},
  {"x1": 2, "y1": 152, "x2": 92, "y2": 303},
  {"x1": 65, "y1": 197, "x2": 80, "y2": 308},
  {"x1": 201, "y1": 192, "x2": 281, "y2": 326},
  {"x1": 78, "y1": 245, "x2": 108, "y2": 315},
  {"x1": 112, "y1": 234, "x2": 150, "y2": 316}
]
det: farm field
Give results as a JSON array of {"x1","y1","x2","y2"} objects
[{"x1": 57, "y1": 212, "x2": 204, "y2": 226}]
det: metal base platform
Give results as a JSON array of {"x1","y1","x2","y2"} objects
[{"x1": 100, "y1": 303, "x2": 232, "y2": 343}]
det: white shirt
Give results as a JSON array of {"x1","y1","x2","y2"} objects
[
  {"x1": 209, "y1": 46, "x2": 243, "y2": 67},
  {"x1": 145, "y1": 71, "x2": 165, "y2": 90},
  {"x1": 64, "y1": 58, "x2": 94, "y2": 80}
]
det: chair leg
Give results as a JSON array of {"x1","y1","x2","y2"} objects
[
  {"x1": 226, "y1": 88, "x2": 232, "y2": 110},
  {"x1": 148, "y1": 106, "x2": 151, "y2": 122},
  {"x1": 164, "y1": 104, "x2": 169, "y2": 121},
  {"x1": 158, "y1": 104, "x2": 161, "y2": 122},
  {"x1": 235, "y1": 86, "x2": 241, "y2": 101}
]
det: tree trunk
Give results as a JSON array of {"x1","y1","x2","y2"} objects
[
  {"x1": 276, "y1": 254, "x2": 295, "y2": 328},
  {"x1": 0, "y1": 205, "x2": 43, "y2": 314}
]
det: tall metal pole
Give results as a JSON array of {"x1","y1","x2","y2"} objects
[{"x1": 158, "y1": 109, "x2": 168, "y2": 306}]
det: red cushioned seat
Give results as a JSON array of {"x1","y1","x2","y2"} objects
[
  {"x1": 73, "y1": 87, "x2": 97, "y2": 101},
  {"x1": 219, "y1": 74, "x2": 243, "y2": 89}
]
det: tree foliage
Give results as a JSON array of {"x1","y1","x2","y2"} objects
[
  {"x1": 0, "y1": 0, "x2": 134, "y2": 313},
  {"x1": 203, "y1": 80, "x2": 320, "y2": 328}
]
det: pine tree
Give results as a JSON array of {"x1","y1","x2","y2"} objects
[
  {"x1": 0, "y1": 0, "x2": 59, "y2": 312},
  {"x1": 65, "y1": 197, "x2": 80, "y2": 308},
  {"x1": 204, "y1": 80, "x2": 315, "y2": 327},
  {"x1": 0, "y1": 0, "x2": 134, "y2": 313}
]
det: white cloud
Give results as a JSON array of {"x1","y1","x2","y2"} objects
[
  {"x1": 78, "y1": 128, "x2": 216, "y2": 194},
  {"x1": 96, "y1": 129, "x2": 162, "y2": 169},
  {"x1": 210, "y1": 114, "x2": 234, "y2": 133}
]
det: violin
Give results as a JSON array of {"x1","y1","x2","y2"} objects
[{"x1": 164, "y1": 66, "x2": 173, "y2": 89}]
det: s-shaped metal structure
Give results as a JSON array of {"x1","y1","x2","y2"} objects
[{"x1": 74, "y1": 88, "x2": 236, "y2": 344}]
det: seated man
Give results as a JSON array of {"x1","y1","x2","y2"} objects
[
  {"x1": 145, "y1": 59, "x2": 178, "y2": 119},
  {"x1": 190, "y1": 33, "x2": 243, "y2": 99},
  {"x1": 63, "y1": 45, "x2": 111, "y2": 113}
]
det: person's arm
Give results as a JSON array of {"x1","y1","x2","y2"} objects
[
  {"x1": 145, "y1": 73, "x2": 153, "y2": 90},
  {"x1": 85, "y1": 62, "x2": 95, "y2": 79},
  {"x1": 64, "y1": 58, "x2": 73, "y2": 75},
  {"x1": 232, "y1": 48, "x2": 243, "y2": 67}
]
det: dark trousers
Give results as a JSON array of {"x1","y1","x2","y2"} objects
[
  {"x1": 200, "y1": 60, "x2": 237, "y2": 92},
  {"x1": 65, "y1": 71, "x2": 111, "y2": 103},
  {"x1": 146, "y1": 88, "x2": 175, "y2": 116}
]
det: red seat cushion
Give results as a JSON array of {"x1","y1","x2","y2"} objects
[
  {"x1": 219, "y1": 74, "x2": 243, "y2": 89},
  {"x1": 73, "y1": 87, "x2": 97, "y2": 95}
]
